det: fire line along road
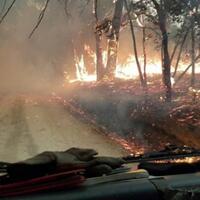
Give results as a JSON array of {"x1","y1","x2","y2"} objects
[{"x1": 0, "y1": 95, "x2": 126, "y2": 163}]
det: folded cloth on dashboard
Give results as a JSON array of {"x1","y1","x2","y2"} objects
[{"x1": 0, "y1": 148, "x2": 124, "y2": 183}]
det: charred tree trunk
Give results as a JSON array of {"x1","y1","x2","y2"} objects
[
  {"x1": 105, "y1": 0, "x2": 124, "y2": 79},
  {"x1": 153, "y1": 0, "x2": 171, "y2": 101},
  {"x1": 142, "y1": 26, "x2": 147, "y2": 86},
  {"x1": 191, "y1": 19, "x2": 195, "y2": 87},
  {"x1": 170, "y1": 20, "x2": 187, "y2": 67},
  {"x1": 124, "y1": 0, "x2": 145, "y2": 88},
  {"x1": 96, "y1": 34, "x2": 104, "y2": 80},
  {"x1": 94, "y1": 0, "x2": 104, "y2": 81},
  {"x1": 175, "y1": 54, "x2": 200, "y2": 85},
  {"x1": 160, "y1": 20, "x2": 171, "y2": 101}
]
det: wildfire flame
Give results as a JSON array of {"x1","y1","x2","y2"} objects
[
  {"x1": 74, "y1": 55, "x2": 96, "y2": 82},
  {"x1": 65, "y1": 44, "x2": 200, "y2": 84}
]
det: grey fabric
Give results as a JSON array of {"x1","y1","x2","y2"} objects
[{"x1": 6, "y1": 148, "x2": 125, "y2": 180}]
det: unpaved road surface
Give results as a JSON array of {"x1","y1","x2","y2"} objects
[{"x1": 0, "y1": 95, "x2": 126, "y2": 163}]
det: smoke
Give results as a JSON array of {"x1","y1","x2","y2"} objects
[
  {"x1": 0, "y1": 0, "x2": 82, "y2": 93},
  {"x1": 0, "y1": 0, "x2": 163, "y2": 94}
]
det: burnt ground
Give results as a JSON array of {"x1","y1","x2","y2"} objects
[{"x1": 61, "y1": 73, "x2": 200, "y2": 153}]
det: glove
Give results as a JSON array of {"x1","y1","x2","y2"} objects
[
  {"x1": 86, "y1": 156, "x2": 124, "y2": 177},
  {"x1": 6, "y1": 148, "x2": 124, "y2": 180}
]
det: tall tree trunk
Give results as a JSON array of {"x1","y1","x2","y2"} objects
[
  {"x1": 160, "y1": 22, "x2": 171, "y2": 101},
  {"x1": 173, "y1": 29, "x2": 189, "y2": 77},
  {"x1": 105, "y1": 0, "x2": 123, "y2": 79},
  {"x1": 170, "y1": 20, "x2": 187, "y2": 66},
  {"x1": 152, "y1": 0, "x2": 171, "y2": 101},
  {"x1": 94, "y1": 0, "x2": 104, "y2": 81},
  {"x1": 175, "y1": 54, "x2": 200, "y2": 86},
  {"x1": 96, "y1": 34, "x2": 104, "y2": 81},
  {"x1": 191, "y1": 19, "x2": 195, "y2": 87},
  {"x1": 157, "y1": 9, "x2": 171, "y2": 101},
  {"x1": 142, "y1": 26, "x2": 147, "y2": 86},
  {"x1": 124, "y1": 0, "x2": 145, "y2": 87}
]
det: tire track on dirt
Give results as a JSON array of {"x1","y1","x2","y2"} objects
[
  {"x1": 0, "y1": 95, "x2": 126, "y2": 162},
  {"x1": 4, "y1": 97, "x2": 38, "y2": 162}
]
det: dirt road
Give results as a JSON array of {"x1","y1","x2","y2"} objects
[{"x1": 0, "y1": 95, "x2": 126, "y2": 163}]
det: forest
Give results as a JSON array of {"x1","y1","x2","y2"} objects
[{"x1": 61, "y1": 0, "x2": 200, "y2": 153}]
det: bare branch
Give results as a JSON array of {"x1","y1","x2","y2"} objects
[
  {"x1": 0, "y1": 0, "x2": 7, "y2": 17},
  {"x1": 174, "y1": 54, "x2": 200, "y2": 86},
  {"x1": 170, "y1": 36, "x2": 181, "y2": 65},
  {"x1": 64, "y1": 0, "x2": 71, "y2": 17},
  {"x1": 172, "y1": 29, "x2": 189, "y2": 77},
  {"x1": 29, "y1": 0, "x2": 50, "y2": 39},
  {"x1": 0, "y1": 0, "x2": 16, "y2": 25},
  {"x1": 124, "y1": 0, "x2": 145, "y2": 87},
  {"x1": 94, "y1": 0, "x2": 98, "y2": 21},
  {"x1": 151, "y1": 0, "x2": 160, "y2": 10}
]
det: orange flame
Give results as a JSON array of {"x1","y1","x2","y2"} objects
[{"x1": 65, "y1": 44, "x2": 200, "y2": 84}]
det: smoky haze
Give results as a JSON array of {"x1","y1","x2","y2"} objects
[
  {"x1": 0, "y1": 0, "x2": 83, "y2": 94},
  {"x1": 0, "y1": 0, "x2": 162, "y2": 94}
]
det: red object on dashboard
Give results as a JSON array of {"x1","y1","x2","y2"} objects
[{"x1": 0, "y1": 169, "x2": 85, "y2": 197}]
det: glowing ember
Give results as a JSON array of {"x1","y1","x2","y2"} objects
[
  {"x1": 153, "y1": 157, "x2": 200, "y2": 164},
  {"x1": 175, "y1": 157, "x2": 200, "y2": 163}
]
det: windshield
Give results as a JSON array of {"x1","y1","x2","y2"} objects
[{"x1": 0, "y1": 0, "x2": 199, "y2": 164}]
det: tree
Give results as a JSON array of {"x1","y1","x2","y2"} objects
[
  {"x1": 124, "y1": 0, "x2": 146, "y2": 88},
  {"x1": 190, "y1": 1, "x2": 200, "y2": 87},
  {"x1": 171, "y1": 0, "x2": 200, "y2": 87},
  {"x1": 93, "y1": 0, "x2": 104, "y2": 81},
  {"x1": 126, "y1": 0, "x2": 194, "y2": 101},
  {"x1": 105, "y1": 0, "x2": 124, "y2": 79},
  {"x1": 150, "y1": 0, "x2": 172, "y2": 101},
  {"x1": 191, "y1": 15, "x2": 195, "y2": 87}
]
